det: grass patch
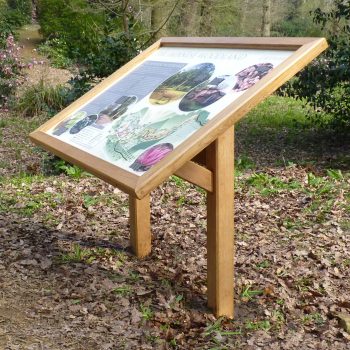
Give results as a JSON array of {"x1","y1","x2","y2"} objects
[
  {"x1": 244, "y1": 172, "x2": 302, "y2": 195},
  {"x1": 0, "y1": 175, "x2": 58, "y2": 216},
  {"x1": 245, "y1": 320, "x2": 271, "y2": 332},
  {"x1": 14, "y1": 79, "x2": 67, "y2": 118},
  {"x1": 113, "y1": 286, "x2": 132, "y2": 297},
  {"x1": 240, "y1": 285, "x2": 264, "y2": 301},
  {"x1": 238, "y1": 96, "x2": 312, "y2": 133},
  {"x1": 301, "y1": 313, "x2": 325, "y2": 326},
  {"x1": 59, "y1": 244, "x2": 93, "y2": 264},
  {"x1": 204, "y1": 317, "x2": 242, "y2": 340}
]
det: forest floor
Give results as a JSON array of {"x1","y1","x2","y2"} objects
[{"x1": 0, "y1": 37, "x2": 350, "y2": 349}]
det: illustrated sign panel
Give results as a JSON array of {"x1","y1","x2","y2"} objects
[
  {"x1": 31, "y1": 38, "x2": 328, "y2": 197},
  {"x1": 46, "y1": 47, "x2": 293, "y2": 175}
]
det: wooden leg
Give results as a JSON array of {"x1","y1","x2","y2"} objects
[
  {"x1": 206, "y1": 126, "x2": 234, "y2": 318},
  {"x1": 129, "y1": 194, "x2": 151, "y2": 258}
]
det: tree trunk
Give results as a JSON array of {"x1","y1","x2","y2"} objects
[
  {"x1": 261, "y1": 0, "x2": 271, "y2": 36},
  {"x1": 199, "y1": 0, "x2": 214, "y2": 36},
  {"x1": 122, "y1": 0, "x2": 130, "y2": 37},
  {"x1": 150, "y1": 0, "x2": 171, "y2": 39},
  {"x1": 240, "y1": 0, "x2": 250, "y2": 35},
  {"x1": 180, "y1": 0, "x2": 201, "y2": 36}
]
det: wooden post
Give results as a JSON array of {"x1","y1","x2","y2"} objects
[
  {"x1": 206, "y1": 126, "x2": 235, "y2": 318},
  {"x1": 129, "y1": 194, "x2": 151, "y2": 258}
]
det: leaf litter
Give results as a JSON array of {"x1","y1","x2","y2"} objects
[{"x1": 0, "y1": 98, "x2": 350, "y2": 349}]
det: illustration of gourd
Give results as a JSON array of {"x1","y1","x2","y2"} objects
[
  {"x1": 105, "y1": 107, "x2": 210, "y2": 162},
  {"x1": 69, "y1": 96, "x2": 137, "y2": 134},
  {"x1": 233, "y1": 63, "x2": 273, "y2": 92},
  {"x1": 130, "y1": 143, "x2": 174, "y2": 172},
  {"x1": 179, "y1": 75, "x2": 235, "y2": 111},
  {"x1": 149, "y1": 63, "x2": 215, "y2": 105},
  {"x1": 52, "y1": 111, "x2": 87, "y2": 136}
]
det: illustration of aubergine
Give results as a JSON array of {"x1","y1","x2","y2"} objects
[
  {"x1": 130, "y1": 143, "x2": 174, "y2": 172},
  {"x1": 69, "y1": 114, "x2": 98, "y2": 134},
  {"x1": 179, "y1": 75, "x2": 233, "y2": 111},
  {"x1": 149, "y1": 63, "x2": 215, "y2": 105},
  {"x1": 233, "y1": 63, "x2": 273, "y2": 92}
]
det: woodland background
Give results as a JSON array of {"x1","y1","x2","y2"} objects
[{"x1": 0, "y1": 1, "x2": 350, "y2": 350}]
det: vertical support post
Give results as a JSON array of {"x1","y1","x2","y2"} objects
[
  {"x1": 206, "y1": 126, "x2": 234, "y2": 318},
  {"x1": 129, "y1": 194, "x2": 151, "y2": 258}
]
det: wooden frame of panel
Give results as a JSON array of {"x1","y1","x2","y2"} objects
[
  {"x1": 30, "y1": 37, "x2": 328, "y2": 318},
  {"x1": 30, "y1": 37, "x2": 327, "y2": 199}
]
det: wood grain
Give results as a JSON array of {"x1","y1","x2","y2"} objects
[
  {"x1": 174, "y1": 161, "x2": 213, "y2": 192},
  {"x1": 160, "y1": 36, "x2": 319, "y2": 50},
  {"x1": 29, "y1": 37, "x2": 328, "y2": 199},
  {"x1": 129, "y1": 194, "x2": 151, "y2": 258},
  {"x1": 206, "y1": 126, "x2": 235, "y2": 318},
  {"x1": 135, "y1": 38, "x2": 328, "y2": 199},
  {"x1": 29, "y1": 131, "x2": 138, "y2": 194}
]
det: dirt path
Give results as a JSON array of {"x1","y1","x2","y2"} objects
[
  {"x1": 17, "y1": 24, "x2": 43, "y2": 61},
  {"x1": 17, "y1": 23, "x2": 73, "y2": 89}
]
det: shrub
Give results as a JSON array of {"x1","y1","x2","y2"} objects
[
  {"x1": 38, "y1": 38, "x2": 73, "y2": 69},
  {"x1": 0, "y1": 2, "x2": 15, "y2": 47},
  {"x1": 0, "y1": 20, "x2": 15, "y2": 48},
  {"x1": 282, "y1": 0, "x2": 350, "y2": 130},
  {"x1": 83, "y1": 32, "x2": 139, "y2": 78},
  {"x1": 15, "y1": 79, "x2": 67, "y2": 117},
  {"x1": 0, "y1": 35, "x2": 28, "y2": 109},
  {"x1": 63, "y1": 74, "x2": 95, "y2": 106},
  {"x1": 3, "y1": 0, "x2": 32, "y2": 27},
  {"x1": 37, "y1": 0, "x2": 105, "y2": 58},
  {"x1": 37, "y1": 0, "x2": 143, "y2": 77},
  {"x1": 272, "y1": 16, "x2": 323, "y2": 37}
]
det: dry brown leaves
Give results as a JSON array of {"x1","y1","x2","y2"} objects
[{"x1": 1, "y1": 104, "x2": 350, "y2": 349}]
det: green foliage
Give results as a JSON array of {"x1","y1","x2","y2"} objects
[
  {"x1": 14, "y1": 79, "x2": 67, "y2": 117},
  {"x1": 38, "y1": 38, "x2": 73, "y2": 68},
  {"x1": 245, "y1": 173, "x2": 301, "y2": 196},
  {"x1": 235, "y1": 156, "x2": 256, "y2": 173},
  {"x1": 59, "y1": 244, "x2": 93, "y2": 264},
  {"x1": 63, "y1": 74, "x2": 95, "y2": 106},
  {"x1": 241, "y1": 285, "x2": 264, "y2": 301},
  {"x1": 0, "y1": 0, "x2": 32, "y2": 31},
  {"x1": 282, "y1": 0, "x2": 350, "y2": 130},
  {"x1": 140, "y1": 304, "x2": 154, "y2": 321},
  {"x1": 272, "y1": 16, "x2": 323, "y2": 37},
  {"x1": 82, "y1": 32, "x2": 139, "y2": 78},
  {"x1": 37, "y1": 0, "x2": 140, "y2": 77},
  {"x1": 83, "y1": 194, "x2": 99, "y2": 208},
  {"x1": 204, "y1": 317, "x2": 241, "y2": 341},
  {"x1": 0, "y1": 175, "x2": 56, "y2": 216},
  {"x1": 37, "y1": 0, "x2": 105, "y2": 58},
  {"x1": 56, "y1": 160, "x2": 86, "y2": 179},
  {"x1": 0, "y1": 1, "x2": 15, "y2": 47},
  {"x1": 113, "y1": 286, "x2": 132, "y2": 296},
  {"x1": 245, "y1": 320, "x2": 271, "y2": 332}
]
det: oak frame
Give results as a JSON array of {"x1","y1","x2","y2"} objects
[
  {"x1": 30, "y1": 37, "x2": 328, "y2": 199},
  {"x1": 29, "y1": 37, "x2": 328, "y2": 318}
]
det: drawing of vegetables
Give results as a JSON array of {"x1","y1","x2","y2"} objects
[
  {"x1": 233, "y1": 63, "x2": 273, "y2": 92},
  {"x1": 130, "y1": 143, "x2": 174, "y2": 172}
]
